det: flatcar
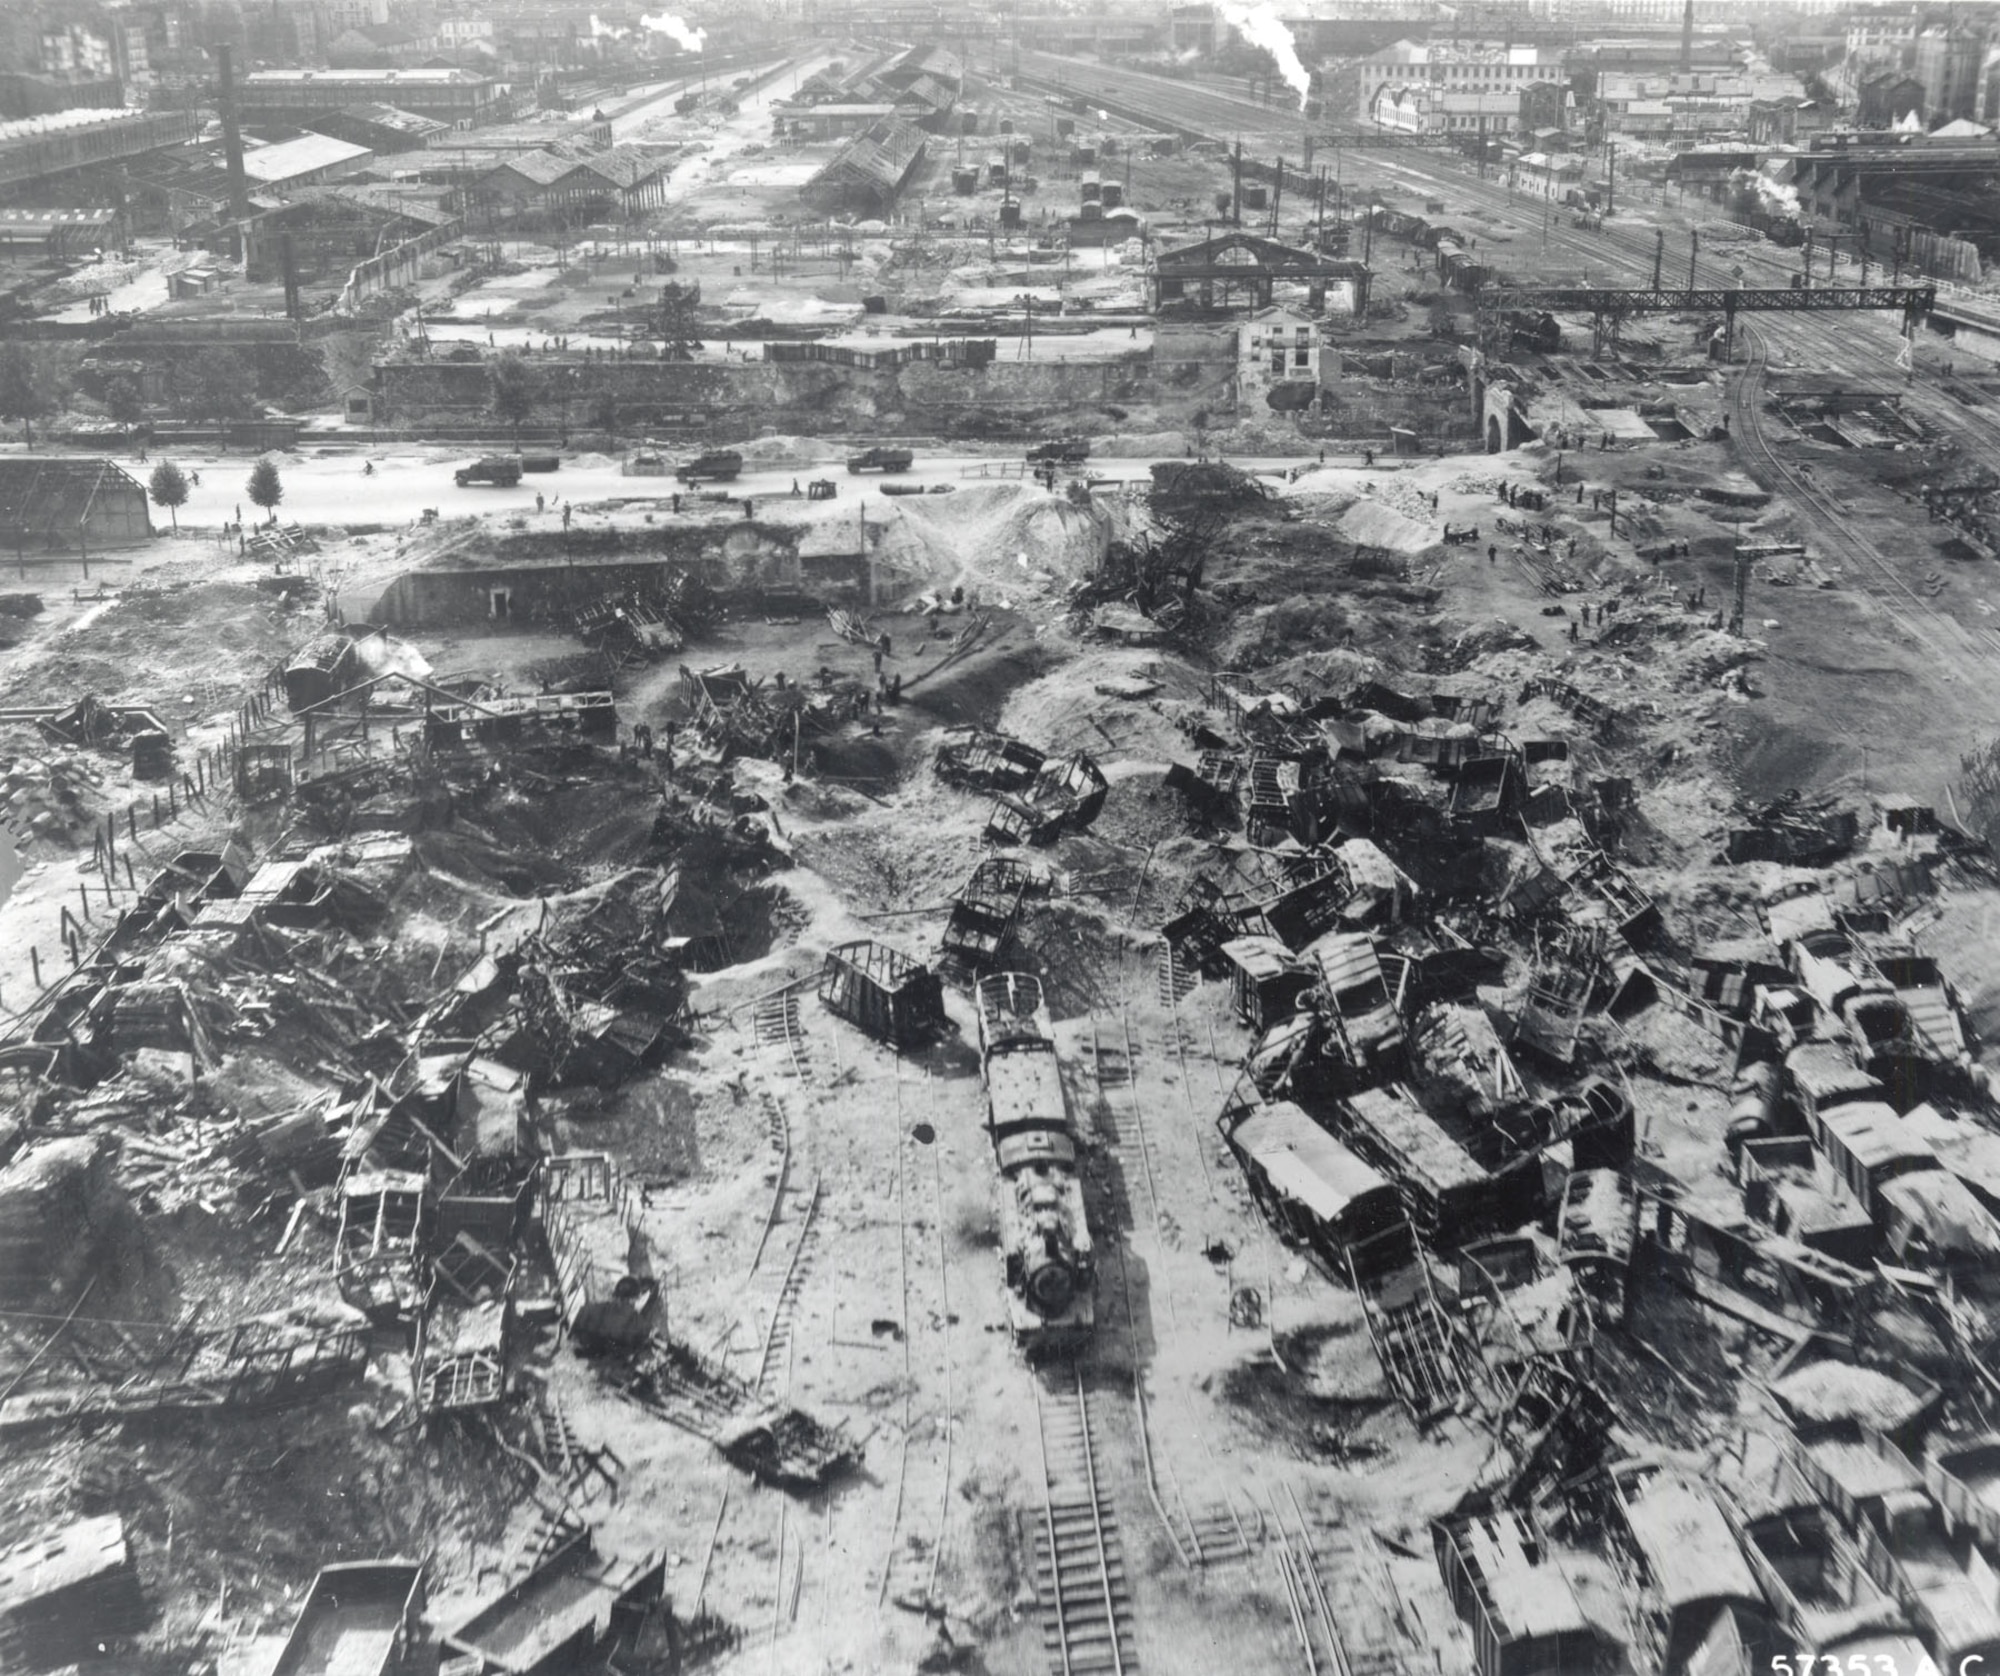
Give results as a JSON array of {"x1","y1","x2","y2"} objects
[{"x1": 974, "y1": 973, "x2": 1095, "y2": 1351}]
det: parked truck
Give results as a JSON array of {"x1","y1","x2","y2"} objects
[
  {"x1": 847, "y1": 446, "x2": 914, "y2": 474},
  {"x1": 676, "y1": 450, "x2": 743, "y2": 484},
  {"x1": 455, "y1": 455, "x2": 522, "y2": 488},
  {"x1": 1026, "y1": 438, "x2": 1090, "y2": 466}
]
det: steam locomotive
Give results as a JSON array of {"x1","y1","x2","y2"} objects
[{"x1": 974, "y1": 972, "x2": 1096, "y2": 1351}]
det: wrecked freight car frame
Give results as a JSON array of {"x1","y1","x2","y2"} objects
[
  {"x1": 942, "y1": 856, "x2": 1033, "y2": 968},
  {"x1": 935, "y1": 728, "x2": 1046, "y2": 794},
  {"x1": 817, "y1": 939, "x2": 946, "y2": 1048}
]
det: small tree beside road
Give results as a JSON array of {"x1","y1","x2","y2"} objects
[
  {"x1": 148, "y1": 460, "x2": 189, "y2": 531},
  {"x1": 247, "y1": 458, "x2": 283, "y2": 524},
  {"x1": 489, "y1": 355, "x2": 539, "y2": 443},
  {"x1": 0, "y1": 344, "x2": 54, "y2": 448},
  {"x1": 104, "y1": 376, "x2": 144, "y2": 427}
]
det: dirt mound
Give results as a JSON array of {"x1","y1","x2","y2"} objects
[
  {"x1": 1150, "y1": 460, "x2": 1269, "y2": 509},
  {"x1": 896, "y1": 483, "x2": 1107, "y2": 597}
]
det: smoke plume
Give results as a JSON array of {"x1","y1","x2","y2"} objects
[
  {"x1": 589, "y1": 14, "x2": 630, "y2": 38},
  {"x1": 640, "y1": 11, "x2": 706, "y2": 51},
  {"x1": 1216, "y1": 0, "x2": 1310, "y2": 109}
]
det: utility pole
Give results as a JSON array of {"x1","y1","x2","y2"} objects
[
  {"x1": 1604, "y1": 140, "x2": 1615, "y2": 213},
  {"x1": 1232, "y1": 139, "x2": 1243, "y2": 224},
  {"x1": 1687, "y1": 229, "x2": 1699, "y2": 288},
  {"x1": 1270, "y1": 157, "x2": 1283, "y2": 237},
  {"x1": 1653, "y1": 228, "x2": 1664, "y2": 289}
]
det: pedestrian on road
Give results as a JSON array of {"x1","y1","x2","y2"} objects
[
  {"x1": 562, "y1": 502, "x2": 572, "y2": 530},
  {"x1": 536, "y1": 492, "x2": 545, "y2": 512},
  {"x1": 792, "y1": 478, "x2": 801, "y2": 496}
]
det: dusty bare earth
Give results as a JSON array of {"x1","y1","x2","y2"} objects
[
  {"x1": 6, "y1": 414, "x2": 2000, "y2": 1676},
  {"x1": 12, "y1": 46, "x2": 2000, "y2": 1676}
]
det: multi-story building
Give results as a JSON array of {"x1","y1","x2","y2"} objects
[
  {"x1": 1169, "y1": 5, "x2": 1217, "y2": 55},
  {"x1": 1356, "y1": 39, "x2": 1565, "y2": 128},
  {"x1": 241, "y1": 66, "x2": 503, "y2": 125},
  {"x1": 1845, "y1": 5, "x2": 1920, "y2": 70},
  {"x1": 1520, "y1": 78, "x2": 1570, "y2": 132},
  {"x1": 325, "y1": 0, "x2": 393, "y2": 29},
  {"x1": 1914, "y1": 21, "x2": 1988, "y2": 124},
  {"x1": 1858, "y1": 69, "x2": 1924, "y2": 126},
  {"x1": 1371, "y1": 83, "x2": 1524, "y2": 134},
  {"x1": 1595, "y1": 66, "x2": 1808, "y2": 141}
]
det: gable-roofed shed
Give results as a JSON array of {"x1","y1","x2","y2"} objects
[{"x1": 0, "y1": 458, "x2": 151, "y2": 554}]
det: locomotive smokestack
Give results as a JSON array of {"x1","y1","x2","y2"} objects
[
  {"x1": 216, "y1": 42, "x2": 250, "y2": 222},
  {"x1": 1679, "y1": 0, "x2": 1694, "y2": 73}
]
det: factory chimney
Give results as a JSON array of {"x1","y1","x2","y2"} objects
[
  {"x1": 216, "y1": 42, "x2": 250, "y2": 223},
  {"x1": 1679, "y1": 0, "x2": 1694, "y2": 73}
]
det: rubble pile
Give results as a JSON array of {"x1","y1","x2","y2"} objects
[{"x1": 1150, "y1": 609, "x2": 2000, "y2": 1666}]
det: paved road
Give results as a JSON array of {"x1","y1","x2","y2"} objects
[{"x1": 111, "y1": 446, "x2": 1402, "y2": 529}]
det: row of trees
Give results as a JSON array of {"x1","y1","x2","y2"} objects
[{"x1": 146, "y1": 459, "x2": 283, "y2": 530}]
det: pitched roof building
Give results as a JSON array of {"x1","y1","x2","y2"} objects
[{"x1": 0, "y1": 459, "x2": 151, "y2": 554}]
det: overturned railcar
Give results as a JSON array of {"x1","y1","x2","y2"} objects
[{"x1": 974, "y1": 973, "x2": 1095, "y2": 1352}]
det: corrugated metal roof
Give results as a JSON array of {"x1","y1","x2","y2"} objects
[{"x1": 241, "y1": 133, "x2": 372, "y2": 182}]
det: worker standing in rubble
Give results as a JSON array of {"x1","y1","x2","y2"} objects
[{"x1": 562, "y1": 502, "x2": 572, "y2": 530}]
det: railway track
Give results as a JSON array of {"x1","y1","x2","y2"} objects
[
  {"x1": 877, "y1": 1051, "x2": 957, "y2": 1613},
  {"x1": 1732, "y1": 323, "x2": 1994, "y2": 678},
  {"x1": 1022, "y1": 55, "x2": 2000, "y2": 693},
  {"x1": 1032, "y1": 1366, "x2": 1138, "y2": 1676},
  {"x1": 753, "y1": 1174, "x2": 822, "y2": 1400},
  {"x1": 1093, "y1": 1000, "x2": 1258, "y2": 1572},
  {"x1": 753, "y1": 988, "x2": 812, "y2": 1078}
]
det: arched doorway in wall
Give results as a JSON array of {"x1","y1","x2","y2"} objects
[{"x1": 1486, "y1": 415, "x2": 1503, "y2": 453}]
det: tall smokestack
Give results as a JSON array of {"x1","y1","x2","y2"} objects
[
  {"x1": 216, "y1": 43, "x2": 250, "y2": 221},
  {"x1": 1680, "y1": 0, "x2": 1694, "y2": 73}
]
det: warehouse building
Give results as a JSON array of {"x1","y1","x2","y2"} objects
[
  {"x1": 241, "y1": 68, "x2": 503, "y2": 127},
  {"x1": 0, "y1": 459, "x2": 151, "y2": 555}
]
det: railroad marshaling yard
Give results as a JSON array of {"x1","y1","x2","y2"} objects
[{"x1": 14, "y1": 8, "x2": 2000, "y2": 1676}]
